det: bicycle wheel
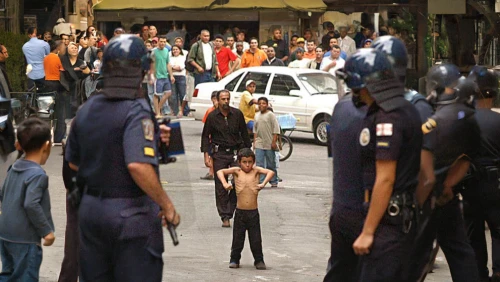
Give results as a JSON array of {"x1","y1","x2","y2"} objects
[{"x1": 279, "y1": 135, "x2": 293, "y2": 161}]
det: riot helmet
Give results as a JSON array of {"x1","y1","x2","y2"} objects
[
  {"x1": 425, "y1": 63, "x2": 462, "y2": 104},
  {"x1": 468, "y1": 66, "x2": 499, "y2": 99},
  {"x1": 453, "y1": 76, "x2": 478, "y2": 106},
  {"x1": 337, "y1": 48, "x2": 402, "y2": 109},
  {"x1": 372, "y1": 36, "x2": 408, "y2": 83}
]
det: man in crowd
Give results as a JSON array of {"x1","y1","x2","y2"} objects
[
  {"x1": 321, "y1": 22, "x2": 338, "y2": 51},
  {"x1": 307, "y1": 46, "x2": 324, "y2": 70},
  {"x1": 61, "y1": 34, "x2": 70, "y2": 46},
  {"x1": 338, "y1": 26, "x2": 356, "y2": 56},
  {"x1": 303, "y1": 41, "x2": 316, "y2": 60},
  {"x1": 149, "y1": 25, "x2": 158, "y2": 38},
  {"x1": 84, "y1": 35, "x2": 98, "y2": 70},
  {"x1": 78, "y1": 36, "x2": 89, "y2": 60},
  {"x1": 354, "y1": 24, "x2": 374, "y2": 48},
  {"x1": 214, "y1": 34, "x2": 240, "y2": 78},
  {"x1": 265, "y1": 27, "x2": 289, "y2": 64},
  {"x1": 0, "y1": 44, "x2": 12, "y2": 92},
  {"x1": 22, "y1": 27, "x2": 50, "y2": 91},
  {"x1": 320, "y1": 45, "x2": 345, "y2": 76},
  {"x1": 323, "y1": 38, "x2": 347, "y2": 60},
  {"x1": 188, "y1": 30, "x2": 220, "y2": 86},
  {"x1": 153, "y1": 37, "x2": 175, "y2": 117},
  {"x1": 261, "y1": 47, "x2": 285, "y2": 67},
  {"x1": 233, "y1": 42, "x2": 244, "y2": 59},
  {"x1": 234, "y1": 31, "x2": 250, "y2": 52},
  {"x1": 141, "y1": 25, "x2": 149, "y2": 42},
  {"x1": 43, "y1": 31, "x2": 52, "y2": 42},
  {"x1": 241, "y1": 38, "x2": 267, "y2": 68},
  {"x1": 226, "y1": 36, "x2": 235, "y2": 50},
  {"x1": 288, "y1": 48, "x2": 309, "y2": 69}
]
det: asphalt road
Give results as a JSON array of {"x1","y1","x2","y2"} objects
[{"x1": 1, "y1": 118, "x2": 489, "y2": 281}]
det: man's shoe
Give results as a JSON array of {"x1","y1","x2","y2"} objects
[
  {"x1": 255, "y1": 261, "x2": 266, "y2": 270},
  {"x1": 200, "y1": 173, "x2": 214, "y2": 180},
  {"x1": 229, "y1": 262, "x2": 239, "y2": 268},
  {"x1": 271, "y1": 184, "x2": 278, "y2": 188},
  {"x1": 222, "y1": 219, "x2": 231, "y2": 228}
]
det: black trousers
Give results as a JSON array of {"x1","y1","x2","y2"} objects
[
  {"x1": 44, "y1": 80, "x2": 68, "y2": 143},
  {"x1": 78, "y1": 195, "x2": 163, "y2": 282},
  {"x1": 409, "y1": 196, "x2": 479, "y2": 282},
  {"x1": 212, "y1": 151, "x2": 237, "y2": 221},
  {"x1": 230, "y1": 209, "x2": 263, "y2": 264},
  {"x1": 357, "y1": 214, "x2": 416, "y2": 282},
  {"x1": 323, "y1": 207, "x2": 364, "y2": 282},
  {"x1": 463, "y1": 177, "x2": 500, "y2": 280},
  {"x1": 58, "y1": 159, "x2": 79, "y2": 282}
]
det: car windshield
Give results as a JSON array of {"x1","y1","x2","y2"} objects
[{"x1": 298, "y1": 73, "x2": 339, "y2": 95}]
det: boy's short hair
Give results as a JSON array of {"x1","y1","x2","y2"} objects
[
  {"x1": 17, "y1": 118, "x2": 51, "y2": 153},
  {"x1": 211, "y1": 91, "x2": 218, "y2": 99},
  {"x1": 238, "y1": 148, "x2": 255, "y2": 162},
  {"x1": 257, "y1": 97, "x2": 268, "y2": 104}
]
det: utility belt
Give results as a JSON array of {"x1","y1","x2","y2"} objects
[
  {"x1": 364, "y1": 190, "x2": 416, "y2": 233},
  {"x1": 85, "y1": 186, "x2": 145, "y2": 198},
  {"x1": 212, "y1": 144, "x2": 239, "y2": 154}
]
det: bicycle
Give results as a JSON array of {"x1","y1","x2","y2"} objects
[
  {"x1": 10, "y1": 91, "x2": 57, "y2": 127},
  {"x1": 276, "y1": 113, "x2": 296, "y2": 162}
]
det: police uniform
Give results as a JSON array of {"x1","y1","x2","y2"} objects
[
  {"x1": 357, "y1": 90, "x2": 422, "y2": 282},
  {"x1": 462, "y1": 108, "x2": 500, "y2": 281},
  {"x1": 404, "y1": 90, "x2": 434, "y2": 123},
  {"x1": 324, "y1": 94, "x2": 366, "y2": 282},
  {"x1": 65, "y1": 35, "x2": 166, "y2": 282},
  {"x1": 409, "y1": 96, "x2": 481, "y2": 282},
  {"x1": 201, "y1": 106, "x2": 252, "y2": 223}
]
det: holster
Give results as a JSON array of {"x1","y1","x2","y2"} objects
[
  {"x1": 385, "y1": 192, "x2": 416, "y2": 234},
  {"x1": 67, "y1": 176, "x2": 85, "y2": 208}
]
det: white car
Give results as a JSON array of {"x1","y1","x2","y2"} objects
[{"x1": 190, "y1": 66, "x2": 339, "y2": 145}]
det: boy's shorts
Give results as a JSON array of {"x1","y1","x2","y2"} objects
[
  {"x1": 246, "y1": 120, "x2": 254, "y2": 131},
  {"x1": 155, "y1": 78, "x2": 171, "y2": 96}
]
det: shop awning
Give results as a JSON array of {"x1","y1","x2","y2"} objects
[{"x1": 93, "y1": 0, "x2": 326, "y2": 12}]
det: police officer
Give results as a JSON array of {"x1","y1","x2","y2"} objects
[
  {"x1": 335, "y1": 48, "x2": 422, "y2": 281},
  {"x1": 201, "y1": 89, "x2": 252, "y2": 228},
  {"x1": 409, "y1": 64, "x2": 480, "y2": 282},
  {"x1": 462, "y1": 66, "x2": 500, "y2": 282},
  {"x1": 65, "y1": 35, "x2": 180, "y2": 282},
  {"x1": 323, "y1": 84, "x2": 367, "y2": 280}
]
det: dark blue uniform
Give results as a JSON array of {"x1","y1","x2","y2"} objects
[
  {"x1": 357, "y1": 96, "x2": 422, "y2": 282},
  {"x1": 409, "y1": 102, "x2": 481, "y2": 282},
  {"x1": 65, "y1": 93, "x2": 164, "y2": 282},
  {"x1": 462, "y1": 108, "x2": 500, "y2": 281},
  {"x1": 404, "y1": 90, "x2": 434, "y2": 123},
  {"x1": 324, "y1": 94, "x2": 366, "y2": 282}
]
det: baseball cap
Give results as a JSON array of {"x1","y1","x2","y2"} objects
[
  {"x1": 152, "y1": 37, "x2": 158, "y2": 42},
  {"x1": 297, "y1": 37, "x2": 305, "y2": 43},
  {"x1": 246, "y1": 80, "x2": 256, "y2": 87},
  {"x1": 296, "y1": 47, "x2": 305, "y2": 53}
]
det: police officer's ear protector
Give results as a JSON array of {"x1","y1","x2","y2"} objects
[{"x1": 141, "y1": 50, "x2": 153, "y2": 72}]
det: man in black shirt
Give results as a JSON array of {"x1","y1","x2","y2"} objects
[
  {"x1": 201, "y1": 90, "x2": 252, "y2": 227},
  {"x1": 265, "y1": 28, "x2": 289, "y2": 64},
  {"x1": 261, "y1": 47, "x2": 284, "y2": 67},
  {"x1": 462, "y1": 66, "x2": 500, "y2": 282}
]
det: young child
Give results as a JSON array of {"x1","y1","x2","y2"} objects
[
  {"x1": 200, "y1": 91, "x2": 218, "y2": 180},
  {"x1": 217, "y1": 148, "x2": 274, "y2": 270},
  {"x1": 0, "y1": 118, "x2": 55, "y2": 281}
]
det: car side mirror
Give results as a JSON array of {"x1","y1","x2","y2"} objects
[{"x1": 289, "y1": 89, "x2": 303, "y2": 97}]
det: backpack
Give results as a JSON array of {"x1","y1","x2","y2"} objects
[{"x1": 185, "y1": 42, "x2": 199, "y2": 73}]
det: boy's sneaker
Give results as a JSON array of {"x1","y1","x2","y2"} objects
[
  {"x1": 271, "y1": 184, "x2": 278, "y2": 188},
  {"x1": 229, "y1": 262, "x2": 239, "y2": 269},
  {"x1": 222, "y1": 219, "x2": 231, "y2": 228},
  {"x1": 255, "y1": 261, "x2": 266, "y2": 270}
]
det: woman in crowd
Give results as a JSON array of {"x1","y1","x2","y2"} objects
[
  {"x1": 169, "y1": 45, "x2": 187, "y2": 118},
  {"x1": 60, "y1": 42, "x2": 90, "y2": 121}
]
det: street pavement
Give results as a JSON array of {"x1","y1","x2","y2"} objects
[{"x1": 1, "y1": 118, "x2": 491, "y2": 281}]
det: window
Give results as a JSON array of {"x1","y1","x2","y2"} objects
[
  {"x1": 0, "y1": 0, "x2": 5, "y2": 10},
  {"x1": 236, "y1": 72, "x2": 271, "y2": 94},
  {"x1": 225, "y1": 73, "x2": 243, "y2": 91},
  {"x1": 270, "y1": 74, "x2": 300, "y2": 96}
]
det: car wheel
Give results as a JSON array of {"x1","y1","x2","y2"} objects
[{"x1": 313, "y1": 115, "x2": 330, "y2": 146}]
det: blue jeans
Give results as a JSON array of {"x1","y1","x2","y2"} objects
[
  {"x1": 170, "y1": 75, "x2": 186, "y2": 115},
  {"x1": 0, "y1": 240, "x2": 42, "y2": 282},
  {"x1": 255, "y1": 148, "x2": 278, "y2": 185},
  {"x1": 194, "y1": 71, "x2": 214, "y2": 86}
]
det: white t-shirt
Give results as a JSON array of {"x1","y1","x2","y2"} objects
[
  {"x1": 170, "y1": 54, "x2": 186, "y2": 76},
  {"x1": 201, "y1": 42, "x2": 213, "y2": 71},
  {"x1": 288, "y1": 59, "x2": 310, "y2": 69},
  {"x1": 320, "y1": 56, "x2": 345, "y2": 76},
  {"x1": 232, "y1": 42, "x2": 250, "y2": 52}
]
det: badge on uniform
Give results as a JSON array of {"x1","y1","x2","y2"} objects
[
  {"x1": 422, "y1": 118, "x2": 437, "y2": 134},
  {"x1": 144, "y1": 146, "x2": 155, "y2": 157},
  {"x1": 376, "y1": 123, "x2": 393, "y2": 136},
  {"x1": 359, "y1": 128, "x2": 370, "y2": 146},
  {"x1": 141, "y1": 119, "x2": 154, "y2": 141},
  {"x1": 377, "y1": 141, "x2": 390, "y2": 148}
]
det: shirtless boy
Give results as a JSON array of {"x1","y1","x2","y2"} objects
[{"x1": 217, "y1": 148, "x2": 274, "y2": 270}]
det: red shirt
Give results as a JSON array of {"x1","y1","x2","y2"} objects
[{"x1": 216, "y1": 47, "x2": 237, "y2": 77}]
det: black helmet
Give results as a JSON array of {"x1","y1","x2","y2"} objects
[
  {"x1": 102, "y1": 34, "x2": 151, "y2": 75},
  {"x1": 453, "y1": 77, "x2": 478, "y2": 106},
  {"x1": 426, "y1": 64, "x2": 461, "y2": 96},
  {"x1": 341, "y1": 48, "x2": 395, "y2": 90},
  {"x1": 372, "y1": 35, "x2": 408, "y2": 83},
  {"x1": 468, "y1": 66, "x2": 499, "y2": 99}
]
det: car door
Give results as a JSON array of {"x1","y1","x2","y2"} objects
[
  {"x1": 268, "y1": 73, "x2": 309, "y2": 130},
  {"x1": 231, "y1": 71, "x2": 271, "y2": 108}
]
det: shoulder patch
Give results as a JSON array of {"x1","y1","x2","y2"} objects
[
  {"x1": 359, "y1": 128, "x2": 370, "y2": 146},
  {"x1": 422, "y1": 118, "x2": 437, "y2": 134},
  {"x1": 141, "y1": 119, "x2": 154, "y2": 141},
  {"x1": 376, "y1": 123, "x2": 393, "y2": 136},
  {"x1": 144, "y1": 147, "x2": 155, "y2": 157}
]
